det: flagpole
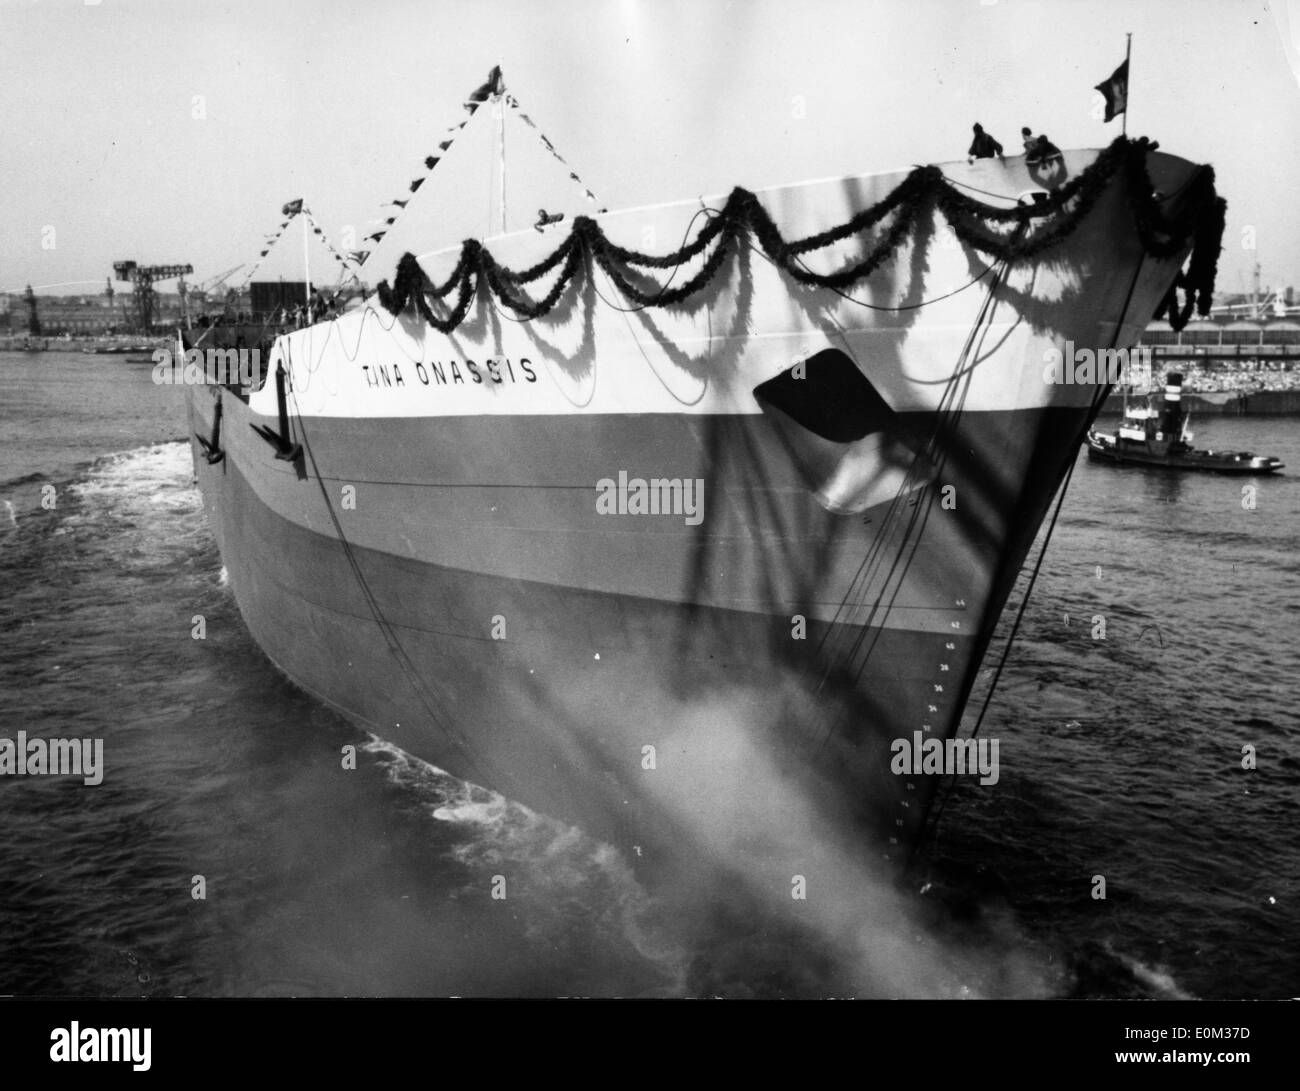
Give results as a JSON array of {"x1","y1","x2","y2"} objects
[
  {"x1": 498, "y1": 93, "x2": 507, "y2": 236},
  {"x1": 1123, "y1": 33, "x2": 1132, "y2": 136},
  {"x1": 301, "y1": 209, "x2": 311, "y2": 324}
]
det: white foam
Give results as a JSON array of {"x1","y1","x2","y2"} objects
[
  {"x1": 360, "y1": 733, "x2": 688, "y2": 987},
  {"x1": 1108, "y1": 944, "x2": 1195, "y2": 1000},
  {"x1": 67, "y1": 443, "x2": 199, "y2": 517}
]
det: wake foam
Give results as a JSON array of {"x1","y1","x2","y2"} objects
[
  {"x1": 1107, "y1": 943, "x2": 1195, "y2": 999},
  {"x1": 67, "y1": 442, "x2": 198, "y2": 517},
  {"x1": 360, "y1": 735, "x2": 689, "y2": 993}
]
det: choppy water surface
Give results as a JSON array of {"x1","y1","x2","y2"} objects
[{"x1": 1, "y1": 351, "x2": 1296, "y2": 997}]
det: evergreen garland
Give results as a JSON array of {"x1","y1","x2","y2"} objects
[{"x1": 376, "y1": 136, "x2": 1224, "y2": 333}]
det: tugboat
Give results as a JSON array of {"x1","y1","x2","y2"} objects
[{"x1": 1086, "y1": 372, "x2": 1284, "y2": 474}]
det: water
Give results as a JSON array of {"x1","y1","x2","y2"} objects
[
  {"x1": 1, "y1": 350, "x2": 1296, "y2": 997},
  {"x1": 935, "y1": 408, "x2": 1300, "y2": 1000}
]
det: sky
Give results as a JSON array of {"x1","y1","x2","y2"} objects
[{"x1": 2, "y1": 0, "x2": 1299, "y2": 300}]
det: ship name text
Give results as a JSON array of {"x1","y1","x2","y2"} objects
[{"x1": 360, "y1": 357, "x2": 537, "y2": 389}]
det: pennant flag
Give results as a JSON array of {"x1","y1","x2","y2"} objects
[
  {"x1": 410, "y1": 178, "x2": 425, "y2": 192},
  {"x1": 424, "y1": 156, "x2": 438, "y2": 170},
  {"x1": 1094, "y1": 59, "x2": 1128, "y2": 122},
  {"x1": 465, "y1": 65, "x2": 504, "y2": 111},
  {"x1": 281, "y1": 198, "x2": 304, "y2": 216},
  {"x1": 506, "y1": 91, "x2": 604, "y2": 212}
]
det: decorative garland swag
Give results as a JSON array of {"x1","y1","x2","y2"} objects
[{"x1": 377, "y1": 136, "x2": 1225, "y2": 336}]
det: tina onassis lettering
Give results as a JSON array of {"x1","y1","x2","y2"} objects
[{"x1": 360, "y1": 356, "x2": 538, "y2": 390}]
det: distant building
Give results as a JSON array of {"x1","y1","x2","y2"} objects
[
  {"x1": 1135, "y1": 315, "x2": 1300, "y2": 394},
  {"x1": 1138, "y1": 316, "x2": 1300, "y2": 352},
  {"x1": 0, "y1": 290, "x2": 189, "y2": 335}
]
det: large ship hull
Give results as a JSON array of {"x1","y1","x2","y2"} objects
[{"x1": 187, "y1": 147, "x2": 1210, "y2": 871}]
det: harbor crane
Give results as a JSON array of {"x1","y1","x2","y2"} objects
[
  {"x1": 112, "y1": 260, "x2": 193, "y2": 333},
  {"x1": 178, "y1": 264, "x2": 246, "y2": 322}
]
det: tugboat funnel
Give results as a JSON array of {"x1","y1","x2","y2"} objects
[{"x1": 1159, "y1": 371, "x2": 1185, "y2": 437}]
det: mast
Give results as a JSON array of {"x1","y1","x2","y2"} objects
[
  {"x1": 1122, "y1": 33, "x2": 1132, "y2": 137},
  {"x1": 302, "y1": 208, "x2": 312, "y2": 322},
  {"x1": 497, "y1": 75, "x2": 507, "y2": 235}
]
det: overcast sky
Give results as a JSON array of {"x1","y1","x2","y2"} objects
[{"x1": 3, "y1": 0, "x2": 1298, "y2": 300}]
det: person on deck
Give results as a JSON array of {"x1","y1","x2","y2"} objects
[
  {"x1": 1034, "y1": 133, "x2": 1062, "y2": 160},
  {"x1": 967, "y1": 123, "x2": 1003, "y2": 161},
  {"x1": 1022, "y1": 127, "x2": 1062, "y2": 166}
]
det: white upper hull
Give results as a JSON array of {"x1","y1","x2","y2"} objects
[{"x1": 259, "y1": 147, "x2": 1199, "y2": 423}]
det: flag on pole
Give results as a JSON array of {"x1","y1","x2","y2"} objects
[
  {"x1": 1094, "y1": 59, "x2": 1128, "y2": 122},
  {"x1": 281, "y1": 198, "x2": 304, "y2": 217},
  {"x1": 465, "y1": 65, "x2": 504, "y2": 112}
]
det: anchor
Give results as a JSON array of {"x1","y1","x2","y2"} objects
[
  {"x1": 194, "y1": 396, "x2": 225, "y2": 465},
  {"x1": 251, "y1": 361, "x2": 304, "y2": 462},
  {"x1": 754, "y1": 347, "x2": 936, "y2": 514}
]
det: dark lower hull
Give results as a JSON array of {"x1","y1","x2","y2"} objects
[
  {"x1": 206, "y1": 449, "x2": 969, "y2": 860},
  {"x1": 189, "y1": 390, "x2": 1104, "y2": 871}
]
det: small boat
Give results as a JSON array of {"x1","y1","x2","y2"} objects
[{"x1": 1086, "y1": 372, "x2": 1284, "y2": 473}]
